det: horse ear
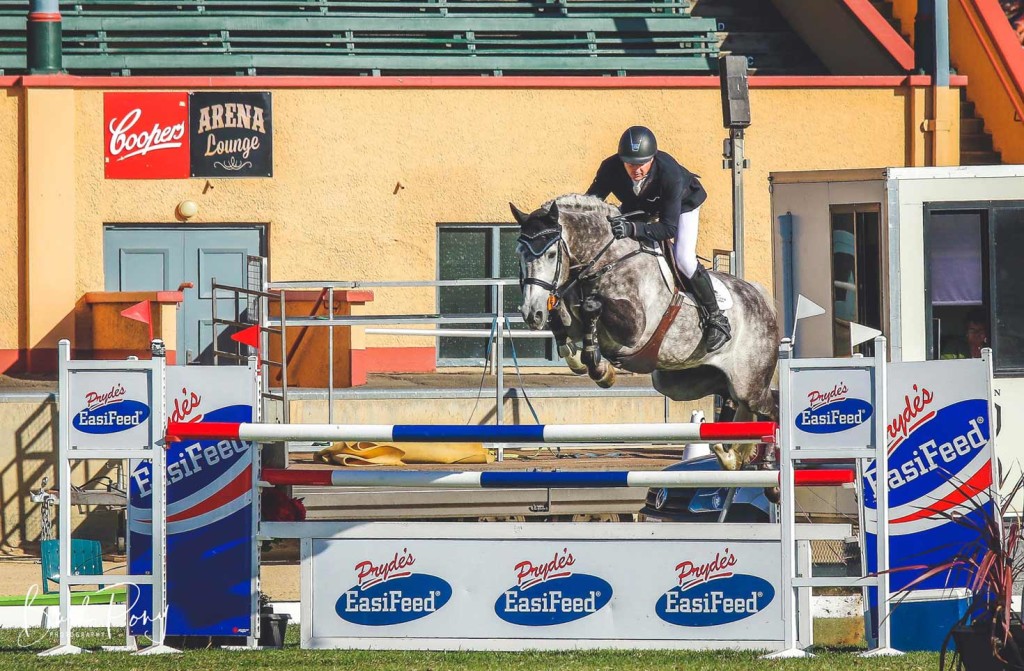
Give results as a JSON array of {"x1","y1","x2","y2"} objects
[
  {"x1": 546, "y1": 200, "x2": 560, "y2": 223},
  {"x1": 509, "y1": 202, "x2": 530, "y2": 226}
]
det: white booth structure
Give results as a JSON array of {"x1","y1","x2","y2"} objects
[{"x1": 770, "y1": 165, "x2": 1024, "y2": 485}]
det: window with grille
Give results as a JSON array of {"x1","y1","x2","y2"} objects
[{"x1": 437, "y1": 224, "x2": 557, "y2": 365}]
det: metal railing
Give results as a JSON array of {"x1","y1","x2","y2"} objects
[{"x1": 211, "y1": 276, "x2": 562, "y2": 429}]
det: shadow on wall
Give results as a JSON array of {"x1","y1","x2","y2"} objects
[
  {"x1": 0, "y1": 398, "x2": 56, "y2": 551},
  {"x1": 0, "y1": 398, "x2": 121, "y2": 552}
]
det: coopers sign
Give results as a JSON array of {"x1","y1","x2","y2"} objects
[
  {"x1": 105, "y1": 92, "x2": 190, "y2": 179},
  {"x1": 103, "y1": 91, "x2": 273, "y2": 179}
]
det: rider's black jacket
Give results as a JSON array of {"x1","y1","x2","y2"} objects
[{"x1": 586, "y1": 151, "x2": 707, "y2": 242}]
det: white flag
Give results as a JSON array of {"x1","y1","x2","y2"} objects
[{"x1": 850, "y1": 322, "x2": 883, "y2": 349}]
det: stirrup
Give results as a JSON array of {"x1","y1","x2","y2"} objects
[{"x1": 703, "y1": 313, "x2": 732, "y2": 352}]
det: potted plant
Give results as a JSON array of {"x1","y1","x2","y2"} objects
[
  {"x1": 258, "y1": 591, "x2": 291, "y2": 649},
  {"x1": 887, "y1": 473, "x2": 1024, "y2": 671},
  {"x1": 257, "y1": 486, "x2": 303, "y2": 649}
]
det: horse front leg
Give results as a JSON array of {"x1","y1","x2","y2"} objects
[
  {"x1": 548, "y1": 307, "x2": 588, "y2": 376},
  {"x1": 580, "y1": 295, "x2": 616, "y2": 389}
]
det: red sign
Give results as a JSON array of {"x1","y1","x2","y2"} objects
[{"x1": 104, "y1": 92, "x2": 190, "y2": 179}]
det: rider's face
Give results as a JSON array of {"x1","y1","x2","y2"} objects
[{"x1": 622, "y1": 159, "x2": 653, "y2": 182}]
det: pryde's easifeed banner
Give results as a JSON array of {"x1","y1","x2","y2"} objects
[
  {"x1": 789, "y1": 367, "x2": 875, "y2": 450},
  {"x1": 864, "y1": 357, "x2": 994, "y2": 593},
  {"x1": 308, "y1": 538, "x2": 783, "y2": 645},
  {"x1": 66, "y1": 369, "x2": 154, "y2": 452},
  {"x1": 128, "y1": 366, "x2": 256, "y2": 639}
]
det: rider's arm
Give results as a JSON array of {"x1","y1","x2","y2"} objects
[
  {"x1": 643, "y1": 172, "x2": 708, "y2": 241},
  {"x1": 585, "y1": 161, "x2": 613, "y2": 200},
  {"x1": 635, "y1": 174, "x2": 684, "y2": 241}
]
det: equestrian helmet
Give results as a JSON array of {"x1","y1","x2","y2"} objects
[{"x1": 617, "y1": 126, "x2": 658, "y2": 164}]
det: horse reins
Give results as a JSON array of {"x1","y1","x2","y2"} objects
[{"x1": 520, "y1": 216, "x2": 673, "y2": 311}]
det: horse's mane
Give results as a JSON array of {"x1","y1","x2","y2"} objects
[{"x1": 542, "y1": 193, "x2": 619, "y2": 237}]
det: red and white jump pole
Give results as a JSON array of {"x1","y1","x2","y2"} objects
[
  {"x1": 261, "y1": 468, "x2": 853, "y2": 489},
  {"x1": 167, "y1": 420, "x2": 777, "y2": 445}
]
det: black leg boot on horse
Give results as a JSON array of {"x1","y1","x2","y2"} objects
[
  {"x1": 580, "y1": 295, "x2": 616, "y2": 388},
  {"x1": 688, "y1": 264, "x2": 732, "y2": 353}
]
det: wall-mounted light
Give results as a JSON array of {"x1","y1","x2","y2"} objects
[{"x1": 177, "y1": 200, "x2": 199, "y2": 220}]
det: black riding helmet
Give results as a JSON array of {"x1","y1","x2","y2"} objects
[{"x1": 617, "y1": 126, "x2": 657, "y2": 164}]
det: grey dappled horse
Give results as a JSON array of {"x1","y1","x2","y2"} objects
[{"x1": 511, "y1": 194, "x2": 779, "y2": 470}]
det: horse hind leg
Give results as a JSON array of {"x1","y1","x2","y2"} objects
[
  {"x1": 739, "y1": 402, "x2": 782, "y2": 502},
  {"x1": 710, "y1": 403, "x2": 762, "y2": 471}
]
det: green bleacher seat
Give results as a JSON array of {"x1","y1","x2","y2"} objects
[{"x1": 0, "y1": 1, "x2": 719, "y2": 75}]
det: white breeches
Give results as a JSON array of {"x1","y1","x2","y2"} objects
[{"x1": 673, "y1": 206, "x2": 701, "y2": 278}]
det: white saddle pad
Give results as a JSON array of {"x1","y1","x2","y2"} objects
[
  {"x1": 681, "y1": 275, "x2": 734, "y2": 311},
  {"x1": 655, "y1": 250, "x2": 734, "y2": 311}
]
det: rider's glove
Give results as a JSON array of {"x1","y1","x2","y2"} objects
[{"x1": 611, "y1": 219, "x2": 650, "y2": 240}]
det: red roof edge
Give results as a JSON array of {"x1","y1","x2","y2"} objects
[{"x1": 841, "y1": 0, "x2": 916, "y2": 72}]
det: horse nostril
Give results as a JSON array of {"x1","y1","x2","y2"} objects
[{"x1": 534, "y1": 310, "x2": 544, "y2": 323}]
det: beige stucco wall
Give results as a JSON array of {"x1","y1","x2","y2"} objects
[
  {"x1": 54, "y1": 85, "x2": 912, "y2": 351},
  {"x1": 0, "y1": 81, "x2": 922, "y2": 547},
  {"x1": 0, "y1": 91, "x2": 20, "y2": 351},
  {"x1": 0, "y1": 395, "x2": 121, "y2": 551}
]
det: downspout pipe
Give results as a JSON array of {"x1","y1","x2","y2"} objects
[
  {"x1": 27, "y1": 0, "x2": 62, "y2": 74},
  {"x1": 915, "y1": 0, "x2": 950, "y2": 84},
  {"x1": 935, "y1": 0, "x2": 950, "y2": 86},
  {"x1": 780, "y1": 212, "x2": 795, "y2": 338}
]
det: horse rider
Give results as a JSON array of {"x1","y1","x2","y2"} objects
[{"x1": 586, "y1": 125, "x2": 732, "y2": 352}]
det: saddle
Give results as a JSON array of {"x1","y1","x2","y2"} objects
[
  {"x1": 656, "y1": 240, "x2": 734, "y2": 311},
  {"x1": 612, "y1": 241, "x2": 732, "y2": 374},
  {"x1": 659, "y1": 240, "x2": 689, "y2": 294}
]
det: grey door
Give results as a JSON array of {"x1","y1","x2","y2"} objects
[{"x1": 104, "y1": 226, "x2": 264, "y2": 364}]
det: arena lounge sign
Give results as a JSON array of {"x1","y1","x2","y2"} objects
[{"x1": 104, "y1": 91, "x2": 273, "y2": 179}]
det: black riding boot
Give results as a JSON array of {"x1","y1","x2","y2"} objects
[{"x1": 689, "y1": 265, "x2": 732, "y2": 353}]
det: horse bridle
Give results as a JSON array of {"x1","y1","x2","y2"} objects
[{"x1": 518, "y1": 211, "x2": 658, "y2": 310}]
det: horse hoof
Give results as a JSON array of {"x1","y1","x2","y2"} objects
[
  {"x1": 564, "y1": 352, "x2": 589, "y2": 376},
  {"x1": 734, "y1": 443, "x2": 758, "y2": 468},
  {"x1": 596, "y1": 365, "x2": 616, "y2": 388},
  {"x1": 712, "y1": 444, "x2": 740, "y2": 471},
  {"x1": 764, "y1": 486, "x2": 781, "y2": 504}
]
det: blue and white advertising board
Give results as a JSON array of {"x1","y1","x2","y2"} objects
[
  {"x1": 863, "y1": 357, "x2": 995, "y2": 635},
  {"x1": 303, "y1": 529, "x2": 784, "y2": 649},
  {"x1": 128, "y1": 365, "x2": 258, "y2": 640},
  {"x1": 788, "y1": 367, "x2": 875, "y2": 450},
  {"x1": 66, "y1": 369, "x2": 155, "y2": 452}
]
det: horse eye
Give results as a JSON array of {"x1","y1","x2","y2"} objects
[{"x1": 546, "y1": 250, "x2": 556, "y2": 259}]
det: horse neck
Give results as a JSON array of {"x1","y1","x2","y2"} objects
[{"x1": 567, "y1": 232, "x2": 675, "y2": 310}]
